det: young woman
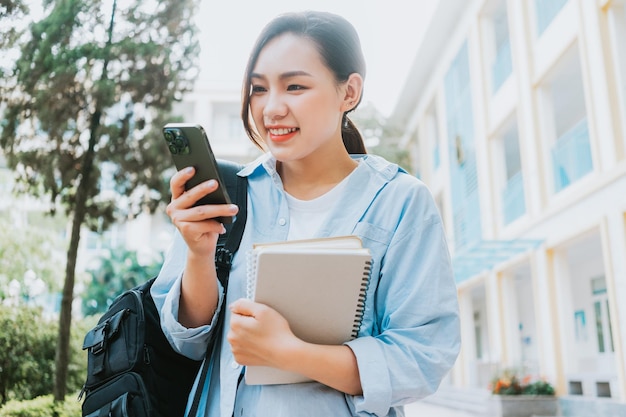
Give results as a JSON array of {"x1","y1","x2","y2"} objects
[{"x1": 152, "y1": 11, "x2": 460, "y2": 417}]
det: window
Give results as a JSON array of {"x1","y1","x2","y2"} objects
[
  {"x1": 591, "y1": 276, "x2": 615, "y2": 354},
  {"x1": 445, "y1": 42, "x2": 482, "y2": 250},
  {"x1": 539, "y1": 45, "x2": 593, "y2": 193},
  {"x1": 607, "y1": 3, "x2": 626, "y2": 138},
  {"x1": 534, "y1": 0, "x2": 569, "y2": 35},
  {"x1": 211, "y1": 102, "x2": 243, "y2": 145},
  {"x1": 500, "y1": 122, "x2": 525, "y2": 224},
  {"x1": 490, "y1": 1, "x2": 512, "y2": 93},
  {"x1": 228, "y1": 115, "x2": 242, "y2": 141},
  {"x1": 474, "y1": 311, "x2": 483, "y2": 359}
]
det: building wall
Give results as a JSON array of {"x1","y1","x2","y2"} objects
[
  {"x1": 173, "y1": 86, "x2": 261, "y2": 163},
  {"x1": 390, "y1": 0, "x2": 626, "y2": 410}
]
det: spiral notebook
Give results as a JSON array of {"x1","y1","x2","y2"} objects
[{"x1": 244, "y1": 235, "x2": 372, "y2": 385}]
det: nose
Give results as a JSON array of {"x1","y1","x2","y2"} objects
[{"x1": 263, "y1": 90, "x2": 288, "y2": 122}]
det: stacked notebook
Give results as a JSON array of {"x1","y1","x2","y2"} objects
[{"x1": 244, "y1": 235, "x2": 372, "y2": 385}]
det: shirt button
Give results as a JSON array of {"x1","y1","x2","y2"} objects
[
  {"x1": 278, "y1": 218, "x2": 287, "y2": 226},
  {"x1": 231, "y1": 361, "x2": 240, "y2": 369}
]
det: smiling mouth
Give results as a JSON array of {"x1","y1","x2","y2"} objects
[{"x1": 268, "y1": 127, "x2": 299, "y2": 136}]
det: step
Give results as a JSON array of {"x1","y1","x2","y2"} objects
[{"x1": 424, "y1": 386, "x2": 491, "y2": 415}]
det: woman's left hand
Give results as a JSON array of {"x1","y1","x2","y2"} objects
[{"x1": 227, "y1": 298, "x2": 301, "y2": 368}]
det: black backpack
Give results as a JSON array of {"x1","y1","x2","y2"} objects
[{"x1": 80, "y1": 160, "x2": 247, "y2": 417}]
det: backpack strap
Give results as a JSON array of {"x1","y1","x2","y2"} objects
[
  {"x1": 214, "y1": 159, "x2": 248, "y2": 288},
  {"x1": 188, "y1": 159, "x2": 247, "y2": 417}
]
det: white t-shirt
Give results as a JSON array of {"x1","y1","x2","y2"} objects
[{"x1": 285, "y1": 169, "x2": 355, "y2": 241}]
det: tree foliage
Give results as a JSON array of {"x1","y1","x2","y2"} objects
[
  {"x1": 0, "y1": 0, "x2": 29, "y2": 56},
  {"x1": 0, "y1": 0, "x2": 200, "y2": 400},
  {"x1": 1, "y1": 0, "x2": 198, "y2": 219},
  {"x1": 82, "y1": 248, "x2": 163, "y2": 316}
]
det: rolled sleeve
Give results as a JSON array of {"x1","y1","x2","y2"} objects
[
  {"x1": 151, "y1": 231, "x2": 226, "y2": 361},
  {"x1": 160, "y1": 274, "x2": 225, "y2": 361},
  {"x1": 345, "y1": 337, "x2": 392, "y2": 416}
]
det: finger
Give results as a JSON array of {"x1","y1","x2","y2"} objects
[
  {"x1": 230, "y1": 298, "x2": 258, "y2": 317},
  {"x1": 175, "y1": 217, "x2": 226, "y2": 240},
  {"x1": 169, "y1": 176, "x2": 222, "y2": 212},
  {"x1": 178, "y1": 179, "x2": 220, "y2": 208},
  {"x1": 178, "y1": 203, "x2": 239, "y2": 223},
  {"x1": 170, "y1": 167, "x2": 195, "y2": 200}
]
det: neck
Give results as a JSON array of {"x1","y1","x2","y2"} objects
[{"x1": 278, "y1": 153, "x2": 358, "y2": 201}]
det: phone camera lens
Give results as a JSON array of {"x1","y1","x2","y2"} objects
[
  {"x1": 174, "y1": 137, "x2": 185, "y2": 149},
  {"x1": 164, "y1": 127, "x2": 189, "y2": 154}
]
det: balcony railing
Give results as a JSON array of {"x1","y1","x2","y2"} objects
[
  {"x1": 535, "y1": 0, "x2": 568, "y2": 35},
  {"x1": 501, "y1": 170, "x2": 525, "y2": 225},
  {"x1": 492, "y1": 39, "x2": 512, "y2": 94},
  {"x1": 453, "y1": 188, "x2": 482, "y2": 251},
  {"x1": 551, "y1": 118, "x2": 593, "y2": 192}
]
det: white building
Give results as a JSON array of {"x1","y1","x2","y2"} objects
[
  {"x1": 171, "y1": 82, "x2": 260, "y2": 163},
  {"x1": 390, "y1": 0, "x2": 626, "y2": 415}
]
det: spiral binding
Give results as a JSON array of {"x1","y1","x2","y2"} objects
[
  {"x1": 245, "y1": 250, "x2": 257, "y2": 299},
  {"x1": 351, "y1": 259, "x2": 372, "y2": 339}
]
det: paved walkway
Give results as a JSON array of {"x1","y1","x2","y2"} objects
[{"x1": 405, "y1": 401, "x2": 477, "y2": 417}]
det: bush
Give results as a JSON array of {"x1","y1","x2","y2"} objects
[
  {"x1": 0, "y1": 305, "x2": 93, "y2": 406},
  {"x1": 523, "y1": 380, "x2": 555, "y2": 396},
  {"x1": 0, "y1": 306, "x2": 56, "y2": 404},
  {"x1": 490, "y1": 368, "x2": 555, "y2": 396},
  {"x1": 0, "y1": 394, "x2": 81, "y2": 417}
]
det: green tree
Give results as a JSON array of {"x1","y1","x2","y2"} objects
[
  {"x1": 82, "y1": 248, "x2": 163, "y2": 316},
  {"x1": 0, "y1": 0, "x2": 28, "y2": 52},
  {"x1": 0, "y1": 0, "x2": 199, "y2": 401}
]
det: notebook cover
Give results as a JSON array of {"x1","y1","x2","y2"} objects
[{"x1": 244, "y1": 244, "x2": 371, "y2": 385}]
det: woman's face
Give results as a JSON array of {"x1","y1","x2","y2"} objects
[{"x1": 249, "y1": 33, "x2": 348, "y2": 163}]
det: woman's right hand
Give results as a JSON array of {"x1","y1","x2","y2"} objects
[
  {"x1": 166, "y1": 166, "x2": 239, "y2": 259},
  {"x1": 167, "y1": 167, "x2": 239, "y2": 328}
]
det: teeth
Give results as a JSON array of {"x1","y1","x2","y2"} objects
[{"x1": 269, "y1": 128, "x2": 297, "y2": 135}]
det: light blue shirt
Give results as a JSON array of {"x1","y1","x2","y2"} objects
[{"x1": 151, "y1": 153, "x2": 460, "y2": 417}]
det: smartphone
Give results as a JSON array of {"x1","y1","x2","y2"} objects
[{"x1": 162, "y1": 123, "x2": 233, "y2": 224}]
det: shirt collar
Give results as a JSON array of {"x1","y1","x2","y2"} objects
[{"x1": 238, "y1": 152, "x2": 403, "y2": 181}]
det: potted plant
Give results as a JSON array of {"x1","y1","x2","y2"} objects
[{"x1": 489, "y1": 369, "x2": 558, "y2": 417}]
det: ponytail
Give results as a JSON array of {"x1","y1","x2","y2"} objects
[{"x1": 342, "y1": 115, "x2": 367, "y2": 155}]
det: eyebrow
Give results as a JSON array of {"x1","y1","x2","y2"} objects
[{"x1": 250, "y1": 70, "x2": 313, "y2": 80}]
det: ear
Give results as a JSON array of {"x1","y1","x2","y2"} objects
[{"x1": 341, "y1": 73, "x2": 363, "y2": 112}]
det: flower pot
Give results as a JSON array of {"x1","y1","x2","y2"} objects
[{"x1": 489, "y1": 395, "x2": 558, "y2": 417}]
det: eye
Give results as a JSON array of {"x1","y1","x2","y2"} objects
[
  {"x1": 251, "y1": 85, "x2": 266, "y2": 93},
  {"x1": 287, "y1": 84, "x2": 306, "y2": 91}
]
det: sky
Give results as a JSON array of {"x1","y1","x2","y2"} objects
[{"x1": 193, "y1": 1, "x2": 439, "y2": 117}]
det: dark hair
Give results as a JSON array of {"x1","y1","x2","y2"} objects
[{"x1": 241, "y1": 11, "x2": 367, "y2": 154}]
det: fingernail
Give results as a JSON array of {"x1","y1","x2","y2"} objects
[
  {"x1": 229, "y1": 204, "x2": 238, "y2": 212},
  {"x1": 207, "y1": 179, "x2": 217, "y2": 187},
  {"x1": 184, "y1": 166, "x2": 194, "y2": 174}
]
